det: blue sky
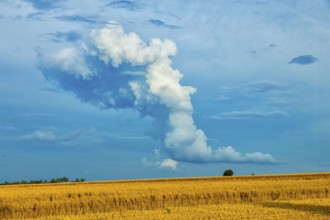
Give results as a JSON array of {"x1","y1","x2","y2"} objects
[{"x1": 1, "y1": 0, "x2": 330, "y2": 182}]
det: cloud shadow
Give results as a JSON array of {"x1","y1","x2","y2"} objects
[{"x1": 263, "y1": 201, "x2": 330, "y2": 216}]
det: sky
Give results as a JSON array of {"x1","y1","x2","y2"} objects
[{"x1": 1, "y1": 0, "x2": 330, "y2": 182}]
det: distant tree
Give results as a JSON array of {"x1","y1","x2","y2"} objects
[
  {"x1": 50, "y1": 178, "x2": 57, "y2": 183},
  {"x1": 223, "y1": 169, "x2": 234, "y2": 176},
  {"x1": 1, "y1": 177, "x2": 85, "y2": 185},
  {"x1": 72, "y1": 178, "x2": 86, "y2": 183},
  {"x1": 57, "y1": 177, "x2": 69, "y2": 183},
  {"x1": 29, "y1": 180, "x2": 43, "y2": 184}
]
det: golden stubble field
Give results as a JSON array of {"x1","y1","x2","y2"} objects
[{"x1": 0, "y1": 173, "x2": 329, "y2": 219}]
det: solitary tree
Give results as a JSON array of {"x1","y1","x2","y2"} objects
[{"x1": 223, "y1": 169, "x2": 234, "y2": 176}]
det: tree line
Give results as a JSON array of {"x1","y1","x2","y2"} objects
[{"x1": 0, "y1": 177, "x2": 85, "y2": 185}]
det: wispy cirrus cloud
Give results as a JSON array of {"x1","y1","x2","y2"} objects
[
  {"x1": 218, "y1": 80, "x2": 289, "y2": 106},
  {"x1": 221, "y1": 80, "x2": 284, "y2": 94},
  {"x1": 148, "y1": 19, "x2": 180, "y2": 29},
  {"x1": 106, "y1": 0, "x2": 143, "y2": 11},
  {"x1": 7, "y1": 113, "x2": 53, "y2": 120},
  {"x1": 49, "y1": 31, "x2": 81, "y2": 43},
  {"x1": 56, "y1": 15, "x2": 103, "y2": 24},
  {"x1": 24, "y1": 0, "x2": 65, "y2": 11},
  {"x1": 240, "y1": 81, "x2": 284, "y2": 93},
  {"x1": 209, "y1": 111, "x2": 289, "y2": 120},
  {"x1": 0, "y1": 126, "x2": 15, "y2": 131},
  {"x1": 20, "y1": 128, "x2": 84, "y2": 143}
]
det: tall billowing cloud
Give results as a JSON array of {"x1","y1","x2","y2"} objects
[{"x1": 38, "y1": 22, "x2": 276, "y2": 164}]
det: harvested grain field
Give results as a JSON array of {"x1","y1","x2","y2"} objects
[{"x1": 1, "y1": 173, "x2": 329, "y2": 219}]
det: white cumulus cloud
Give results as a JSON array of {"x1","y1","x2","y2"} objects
[{"x1": 142, "y1": 158, "x2": 178, "y2": 170}]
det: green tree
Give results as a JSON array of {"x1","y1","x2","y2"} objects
[
  {"x1": 223, "y1": 169, "x2": 234, "y2": 176},
  {"x1": 50, "y1": 178, "x2": 57, "y2": 183},
  {"x1": 58, "y1": 177, "x2": 69, "y2": 182}
]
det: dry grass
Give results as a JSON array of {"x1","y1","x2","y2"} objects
[{"x1": 1, "y1": 172, "x2": 329, "y2": 219}]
